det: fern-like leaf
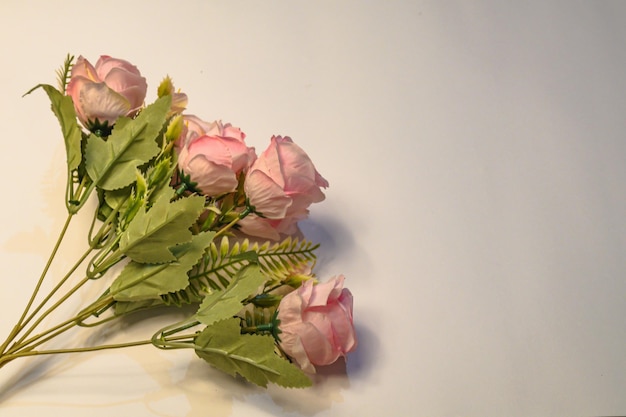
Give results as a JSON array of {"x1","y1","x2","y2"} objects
[
  {"x1": 56, "y1": 54, "x2": 75, "y2": 93},
  {"x1": 159, "y1": 236, "x2": 319, "y2": 307}
]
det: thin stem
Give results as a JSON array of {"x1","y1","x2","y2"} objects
[
  {"x1": 12, "y1": 276, "x2": 89, "y2": 348},
  {"x1": 66, "y1": 170, "x2": 86, "y2": 212},
  {"x1": 88, "y1": 247, "x2": 124, "y2": 279},
  {"x1": 70, "y1": 180, "x2": 97, "y2": 214},
  {"x1": 7, "y1": 290, "x2": 112, "y2": 355},
  {"x1": 152, "y1": 334, "x2": 198, "y2": 350},
  {"x1": 0, "y1": 338, "x2": 155, "y2": 368},
  {"x1": 214, "y1": 206, "x2": 252, "y2": 239},
  {"x1": 16, "y1": 247, "x2": 93, "y2": 340},
  {"x1": 151, "y1": 317, "x2": 201, "y2": 351},
  {"x1": 3, "y1": 203, "x2": 122, "y2": 354},
  {"x1": 0, "y1": 213, "x2": 74, "y2": 355},
  {"x1": 10, "y1": 339, "x2": 153, "y2": 357}
]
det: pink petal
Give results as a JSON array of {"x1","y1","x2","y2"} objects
[
  {"x1": 244, "y1": 170, "x2": 292, "y2": 218},
  {"x1": 296, "y1": 320, "x2": 339, "y2": 366},
  {"x1": 71, "y1": 56, "x2": 100, "y2": 82},
  {"x1": 237, "y1": 215, "x2": 281, "y2": 241},
  {"x1": 256, "y1": 137, "x2": 286, "y2": 188},
  {"x1": 276, "y1": 138, "x2": 317, "y2": 180},
  {"x1": 95, "y1": 55, "x2": 142, "y2": 78},
  {"x1": 103, "y1": 68, "x2": 147, "y2": 109},
  {"x1": 186, "y1": 157, "x2": 238, "y2": 195},
  {"x1": 79, "y1": 83, "x2": 130, "y2": 124},
  {"x1": 187, "y1": 136, "x2": 234, "y2": 167},
  {"x1": 278, "y1": 331, "x2": 315, "y2": 373},
  {"x1": 307, "y1": 275, "x2": 345, "y2": 307}
]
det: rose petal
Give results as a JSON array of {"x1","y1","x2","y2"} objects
[
  {"x1": 79, "y1": 83, "x2": 130, "y2": 124},
  {"x1": 244, "y1": 170, "x2": 292, "y2": 218},
  {"x1": 186, "y1": 157, "x2": 239, "y2": 195},
  {"x1": 237, "y1": 215, "x2": 281, "y2": 241}
]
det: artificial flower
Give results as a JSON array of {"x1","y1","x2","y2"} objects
[
  {"x1": 241, "y1": 136, "x2": 328, "y2": 240},
  {"x1": 277, "y1": 275, "x2": 357, "y2": 373},
  {"x1": 66, "y1": 55, "x2": 147, "y2": 128},
  {"x1": 1, "y1": 53, "x2": 357, "y2": 393},
  {"x1": 177, "y1": 116, "x2": 255, "y2": 196}
]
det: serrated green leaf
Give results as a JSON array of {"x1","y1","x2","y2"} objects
[
  {"x1": 148, "y1": 183, "x2": 176, "y2": 210},
  {"x1": 104, "y1": 186, "x2": 132, "y2": 212},
  {"x1": 113, "y1": 298, "x2": 165, "y2": 316},
  {"x1": 111, "y1": 231, "x2": 215, "y2": 301},
  {"x1": 26, "y1": 84, "x2": 82, "y2": 171},
  {"x1": 119, "y1": 193, "x2": 205, "y2": 263},
  {"x1": 195, "y1": 318, "x2": 311, "y2": 388},
  {"x1": 195, "y1": 264, "x2": 266, "y2": 326},
  {"x1": 85, "y1": 96, "x2": 171, "y2": 190}
]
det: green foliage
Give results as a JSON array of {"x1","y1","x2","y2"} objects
[
  {"x1": 199, "y1": 236, "x2": 317, "y2": 289},
  {"x1": 158, "y1": 236, "x2": 318, "y2": 307},
  {"x1": 145, "y1": 157, "x2": 176, "y2": 204},
  {"x1": 195, "y1": 318, "x2": 311, "y2": 388},
  {"x1": 157, "y1": 75, "x2": 174, "y2": 97},
  {"x1": 103, "y1": 186, "x2": 132, "y2": 217},
  {"x1": 195, "y1": 264, "x2": 266, "y2": 326},
  {"x1": 55, "y1": 54, "x2": 74, "y2": 93},
  {"x1": 119, "y1": 193, "x2": 205, "y2": 263},
  {"x1": 85, "y1": 96, "x2": 171, "y2": 190},
  {"x1": 25, "y1": 84, "x2": 82, "y2": 172},
  {"x1": 110, "y1": 231, "x2": 214, "y2": 302},
  {"x1": 114, "y1": 298, "x2": 165, "y2": 315}
]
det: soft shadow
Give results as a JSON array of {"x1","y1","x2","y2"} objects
[
  {"x1": 0, "y1": 356, "x2": 59, "y2": 404},
  {"x1": 264, "y1": 323, "x2": 380, "y2": 415},
  {"x1": 299, "y1": 215, "x2": 373, "y2": 279},
  {"x1": 346, "y1": 323, "x2": 380, "y2": 378},
  {"x1": 179, "y1": 362, "x2": 252, "y2": 417}
]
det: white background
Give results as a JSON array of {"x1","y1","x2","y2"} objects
[{"x1": 1, "y1": 1, "x2": 626, "y2": 416}]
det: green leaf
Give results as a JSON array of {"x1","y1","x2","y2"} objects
[
  {"x1": 195, "y1": 264, "x2": 267, "y2": 326},
  {"x1": 188, "y1": 236, "x2": 318, "y2": 293},
  {"x1": 85, "y1": 96, "x2": 171, "y2": 190},
  {"x1": 113, "y1": 298, "x2": 165, "y2": 316},
  {"x1": 25, "y1": 84, "x2": 82, "y2": 171},
  {"x1": 119, "y1": 193, "x2": 205, "y2": 263},
  {"x1": 55, "y1": 54, "x2": 75, "y2": 93},
  {"x1": 146, "y1": 157, "x2": 176, "y2": 203},
  {"x1": 111, "y1": 231, "x2": 215, "y2": 302},
  {"x1": 195, "y1": 318, "x2": 311, "y2": 388}
]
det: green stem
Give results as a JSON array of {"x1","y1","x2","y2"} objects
[
  {"x1": 88, "y1": 248, "x2": 124, "y2": 279},
  {"x1": 214, "y1": 205, "x2": 252, "y2": 239},
  {"x1": 17, "y1": 247, "x2": 93, "y2": 341},
  {"x1": 0, "y1": 213, "x2": 74, "y2": 355},
  {"x1": 69, "y1": 180, "x2": 97, "y2": 214},
  {"x1": 0, "y1": 338, "x2": 155, "y2": 369},
  {"x1": 11, "y1": 276, "x2": 90, "y2": 350},
  {"x1": 151, "y1": 318, "x2": 201, "y2": 351},
  {"x1": 3, "y1": 201, "x2": 123, "y2": 356},
  {"x1": 151, "y1": 334, "x2": 198, "y2": 350},
  {"x1": 7, "y1": 292, "x2": 112, "y2": 356},
  {"x1": 241, "y1": 323, "x2": 274, "y2": 333}
]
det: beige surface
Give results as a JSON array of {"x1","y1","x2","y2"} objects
[{"x1": 1, "y1": 1, "x2": 626, "y2": 416}]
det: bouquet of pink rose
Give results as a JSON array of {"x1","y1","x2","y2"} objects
[{"x1": 0, "y1": 54, "x2": 357, "y2": 389}]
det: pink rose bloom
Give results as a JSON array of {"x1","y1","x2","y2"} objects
[
  {"x1": 277, "y1": 275, "x2": 357, "y2": 373},
  {"x1": 66, "y1": 55, "x2": 148, "y2": 127},
  {"x1": 240, "y1": 136, "x2": 328, "y2": 240},
  {"x1": 177, "y1": 116, "x2": 255, "y2": 196}
]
